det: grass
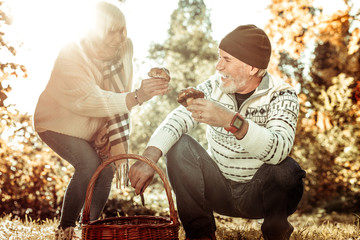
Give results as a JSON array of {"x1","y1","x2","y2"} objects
[
  {"x1": 212, "y1": 212, "x2": 360, "y2": 240},
  {"x1": 0, "y1": 212, "x2": 359, "y2": 240},
  {"x1": 0, "y1": 214, "x2": 57, "y2": 240}
]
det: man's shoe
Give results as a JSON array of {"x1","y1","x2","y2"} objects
[
  {"x1": 263, "y1": 223, "x2": 294, "y2": 240},
  {"x1": 185, "y1": 232, "x2": 216, "y2": 240},
  {"x1": 284, "y1": 223, "x2": 294, "y2": 240}
]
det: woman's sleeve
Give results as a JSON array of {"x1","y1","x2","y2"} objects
[{"x1": 46, "y1": 48, "x2": 130, "y2": 118}]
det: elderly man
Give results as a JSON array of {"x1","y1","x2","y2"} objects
[{"x1": 129, "y1": 24, "x2": 306, "y2": 240}]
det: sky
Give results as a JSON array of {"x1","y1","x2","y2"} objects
[
  {"x1": 3, "y1": 0, "x2": 348, "y2": 114},
  {"x1": 122, "y1": 0, "x2": 271, "y2": 59}
]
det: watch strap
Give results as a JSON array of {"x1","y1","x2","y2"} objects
[{"x1": 224, "y1": 113, "x2": 244, "y2": 133}]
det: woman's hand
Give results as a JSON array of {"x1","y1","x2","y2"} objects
[
  {"x1": 126, "y1": 78, "x2": 170, "y2": 110},
  {"x1": 137, "y1": 78, "x2": 170, "y2": 104},
  {"x1": 186, "y1": 98, "x2": 235, "y2": 127}
]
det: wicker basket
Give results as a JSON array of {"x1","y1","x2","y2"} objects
[{"x1": 81, "y1": 154, "x2": 179, "y2": 240}]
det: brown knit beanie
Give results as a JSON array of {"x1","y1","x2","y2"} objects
[{"x1": 219, "y1": 24, "x2": 271, "y2": 69}]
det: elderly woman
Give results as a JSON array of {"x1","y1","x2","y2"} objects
[{"x1": 33, "y1": 1, "x2": 169, "y2": 239}]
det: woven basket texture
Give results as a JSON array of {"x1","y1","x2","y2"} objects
[{"x1": 81, "y1": 154, "x2": 179, "y2": 240}]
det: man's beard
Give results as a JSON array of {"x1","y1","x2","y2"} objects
[
  {"x1": 219, "y1": 80, "x2": 238, "y2": 94},
  {"x1": 218, "y1": 72, "x2": 242, "y2": 94},
  {"x1": 218, "y1": 72, "x2": 248, "y2": 94}
]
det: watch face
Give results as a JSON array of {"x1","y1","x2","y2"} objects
[{"x1": 233, "y1": 117, "x2": 243, "y2": 129}]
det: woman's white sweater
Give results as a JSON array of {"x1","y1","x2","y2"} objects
[
  {"x1": 147, "y1": 73, "x2": 299, "y2": 182},
  {"x1": 33, "y1": 39, "x2": 133, "y2": 141}
]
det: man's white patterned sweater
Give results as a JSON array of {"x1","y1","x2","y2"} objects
[{"x1": 147, "y1": 73, "x2": 299, "y2": 182}]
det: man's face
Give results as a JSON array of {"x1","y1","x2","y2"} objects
[{"x1": 215, "y1": 49, "x2": 253, "y2": 94}]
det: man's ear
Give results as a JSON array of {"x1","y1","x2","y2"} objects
[{"x1": 249, "y1": 66, "x2": 259, "y2": 76}]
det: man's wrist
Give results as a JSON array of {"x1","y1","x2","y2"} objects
[
  {"x1": 233, "y1": 119, "x2": 249, "y2": 140},
  {"x1": 143, "y1": 146, "x2": 162, "y2": 163},
  {"x1": 224, "y1": 111, "x2": 236, "y2": 129},
  {"x1": 224, "y1": 112, "x2": 245, "y2": 133}
]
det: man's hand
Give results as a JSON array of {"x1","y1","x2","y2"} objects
[
  {"x1": 186, "y1": 98, "x2": 235, "y2": 127},
  {"x1": 129, "y1": 146, "x2": 162, "y2": 195}
]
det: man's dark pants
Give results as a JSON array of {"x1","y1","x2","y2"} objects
[{"x1": 166, "y1": 135, "x2": 306, "y2": 239}]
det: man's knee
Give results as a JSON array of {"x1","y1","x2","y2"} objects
[
  {"x1": 166, "y1": 134, "x2": 204, "y2": 183},
  {"x1": 264, "y1": 157, "x2": 305, "y2": 215},
  {"x1": 167, "y1": 134, "x2": 194, "y2": 168},
  {"x1": 271, "y1": 157, "x2": 306, "y2": 190},
  {"x1": 168, "y1": 134, "x2": 193, "y2": 155}
]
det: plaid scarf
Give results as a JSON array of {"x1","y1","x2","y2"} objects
[{"x1": 102, "y1": 58, "x2": 130, "y2": 188}]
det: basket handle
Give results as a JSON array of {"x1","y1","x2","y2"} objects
[{"x1": 82, "y1": 154, "x2": 178, "y2": 225}]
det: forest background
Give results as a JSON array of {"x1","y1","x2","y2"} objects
[{"x1": 0, "y1": 0, "x2": 360, "y2": 238}]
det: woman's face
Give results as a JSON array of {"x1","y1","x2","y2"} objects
[
  {"x1": 103, "y1": 26, "x2": 127, "y2": 48},
  {"x1": 99, "y1": 26, "x2": 127, "y2": 58}
]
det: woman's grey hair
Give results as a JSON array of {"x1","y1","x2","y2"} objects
[{"x1": 85, "y1": 1, "x2": 126, "y2": 47}]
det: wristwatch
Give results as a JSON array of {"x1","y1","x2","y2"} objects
[{"x1": 224, "y1": 113, "x2": 244, "y2": 133}]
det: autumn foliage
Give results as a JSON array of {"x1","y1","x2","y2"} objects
[{"x1": 266, "y1": 0, "x2": 360, "y2": 213}]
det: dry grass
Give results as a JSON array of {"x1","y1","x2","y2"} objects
[
  {"x1": 211, "y1": 212, "x2": 360, "y2": 240},
  {"x1": 0, "y1": 214, "x2": 57, "y2": 240},
  {"x1": 1, "y1": 212, "x2": 359, "y2": 240}
]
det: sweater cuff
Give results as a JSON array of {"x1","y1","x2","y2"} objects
[
  {"x1": 106, "y1": 92, "x2": 130, "y2": 115},
  {"x1": 146, "y1": 129, "x2": 178, "y2": 156},
  {"x1": 238, "y1": 119, "x2": 271, "y2": 155}
]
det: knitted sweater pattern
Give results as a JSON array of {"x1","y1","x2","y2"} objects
[
  {"x1": 147, "y1": 73, "x2": 299, "y2": 182},
  {"x1": 33, "y1": 39, "x2": 133, "y2": 141}
]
